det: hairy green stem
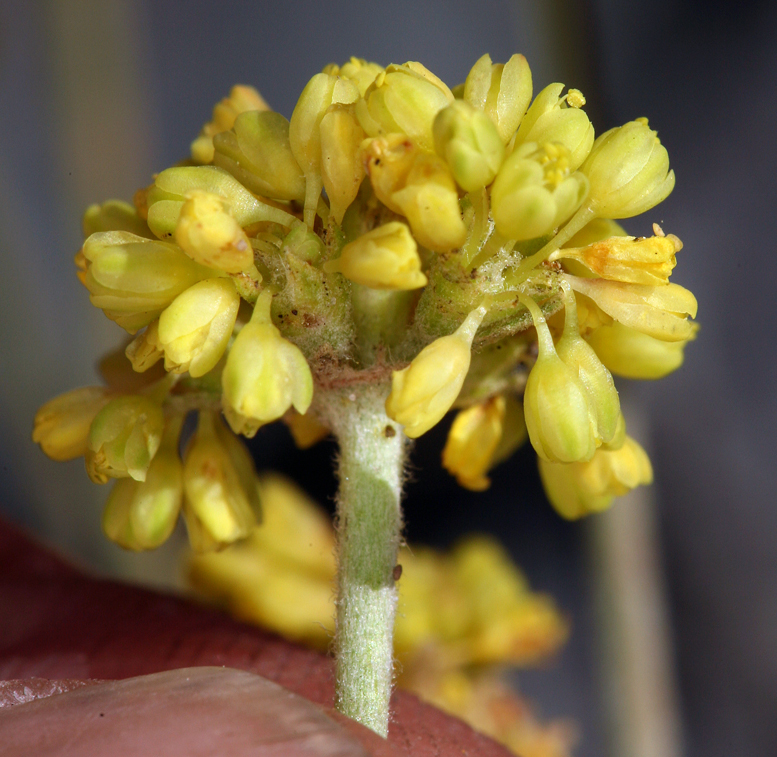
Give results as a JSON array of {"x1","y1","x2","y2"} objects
[{"x1": 327, "y1": 384, "x2": 406, "y2": 736}]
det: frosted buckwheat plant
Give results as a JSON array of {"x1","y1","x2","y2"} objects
[{"x1": 34, "y1": 54, "x2": 696, "y2": 736}]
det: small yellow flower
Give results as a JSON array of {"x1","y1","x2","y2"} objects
[
  {"x1": 319, "y1": 103, "x2": 366, "y2": 223},
  {"x1": 33, "y1": 386, "x2": 112, "y2": 462},
  {"x1": 491, "y1": 142, "x2": 588, "y2": 241},
  {"x1": 580, "y1": 118, "x2": 675, "y2": 219},
  {"x1": 85, "y1": 395, "x2": 165, "y2": 483},
  {"x1": 102, "y1": 416, "x2": 184, "y2": 550},
  {"x1": 174, "y1": 191, "x2": 255, "y2": 273},
  {"x1": 213, "y1": 110, "x2": 306, "y2": 202},
  {"x1": 182, "y1": 411, "x2": 260, "y2": 551},
  {"x1": 463, "y1": 53, "x2": 533, "y2": 144},
  {"x1": 565, "y1": 274, "x2": 697, "y2": 342},
  {"x1": 83, "y1": 199, "x2": 154, "y2": 239},
  {"x1": 146, "y1": 165, "x2": 296, "y2": 239},
  {"x1": 520, "y1": 296, "x2": 597, "y2": 463},
  {"x1": 386, "y1": 306, "x2": 486, "y2": 438},
  {"x1": 324, "y1": 221, "x2": 427, "y2": 290},
  {"x1": 289, "y1": 72, "x2": 359, "y2": 226},
  {"x1": 80, "y1": 230, "x2": 211, "y2": 333},
  {"x1": 356, "y1": 62, "x2": 453, "y2": 151},
  {"x1": 553, "y1": 226, "x2": 681, "y2": 286},
  {"x1": 433, "y1": 100, "x2": 505, "y2": 192},
  {"x1": 442, "y1": 396, "x2": 506, "y2": 491},
  {"x1": 587, "y1": 319, "x2": 695, "y2": 379},
  {"x1": 191, "y1": 84, "x2": 269, "y2": 164},
  {"x1": 515, "y1": 83, "x2": 594, "y2": 170},
  {"x1": 554, "y1": 283, "x2": 621, "y2": 445},
  {"x1": 221, "y1": 290, "x2": 314, "y2": 437},
  {"x1": 157, "y1": 277, "x2": 240, "y2": 377},
  {"x1": 538, "y1": 434, "x2": 653, "y2": 519}
]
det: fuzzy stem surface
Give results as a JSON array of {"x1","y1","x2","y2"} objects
[{"x1": 326, "y1": 384, "x2": 406, "y2": 736}]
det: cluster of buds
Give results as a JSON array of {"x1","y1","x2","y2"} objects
[{"x1": 35, "y1": 52, "x2": 697, "y2": 549}]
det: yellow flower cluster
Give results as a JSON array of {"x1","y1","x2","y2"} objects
[
  {"x1": 34, "y1": 52, "x2": 696, "y2": 548},
  {"x1": 188, "y1": 474, "x2": 572, "y2": 756}
]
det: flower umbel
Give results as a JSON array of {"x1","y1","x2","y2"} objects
[{"x1": 35, "y1": 52, "x2": 695, "y2": 738}]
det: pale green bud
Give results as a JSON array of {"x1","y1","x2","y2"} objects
[
  {"x1": 521, "y1": 296, "x2": 597, "y2": 463},
  {"x1": 515, "y1": 84, "x2": 594, "y2": 170},
  {"x1": 222, "y1": 291, "x2": 314, "y2": 438},
  {"x1": 81, "y1": 231, "x2": 212, "y2": 332},
  {"x1": 538, "y1": 435, "x2": 653, "y2": 519},
  {"x1": 555, "y1": 283, "x2": 621, "y2": 445},
  {"x1": 146, "y1": 165, "x2": 296, "y2": 239},
  {"x1": 433, "y1": 100, "x2": 505, "y2": 192},
  {"x1": 580, "y1": 118, "x2": 675, "y2": 219},
  {"x1": 463, "y1": 54, "x2": 533, "y2": 144},
  {"x1": 386, "y1": 306, "x2": 486, "y2": 438},
  {"x1": 85, "y1": 395, "x2": 165, "y2": 483},
  {"x1": 33, "y1": 386, "x2": 112, "y2": 462},
  {"x1": 213, "y1": 110, "x2": 306, "y2": 202},
  {"x1": 491, "y1": 142, "x2": 589, "y2": 241},
  {"x1": 102, "y1": 416, "x2": 184, "y2": 550},
  {"x1": 324, "y1": 221, "x2": 427, "y2": 290},
  {"x1": 356, "y1": 62, "x2": 453, "y2": 151},
  {"x1": 182, "y1": 411, "x2": 259, "y2": 551},
  {"x1": 319, "y1": 103, "x2": 366, "y2": 223},
  {"x1": 157, "y1": 277, "x2": 240, "y2": 378},
  {"x1": 281, "y1": 221, "x2": 325, "y2": 264},
  {"x1": 587, "y1": 320, "x2": 693, "y2": 379}
]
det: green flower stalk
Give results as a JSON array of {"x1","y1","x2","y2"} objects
[{"x1": 33, "y1": 52, "x2": 696, "y2": 737}]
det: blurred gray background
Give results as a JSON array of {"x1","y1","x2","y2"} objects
[{"x1": 1, "y1": 2, "x2": 775, "y2": 756}]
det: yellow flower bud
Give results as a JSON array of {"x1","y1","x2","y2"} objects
[
  {"x1": 80, "y1": 231, "x2": 212, "y2": 332},
  {"x1": 538, "y1": 434, "x2": 653, "y2": 519},
  {"x1": 324, "y1": 57, "x2": 383, "y2": 96},
  {"x1": 520, "y1": 295, "x2": 597, "y2": 463},
  {"x1": 442, "y1": 396, "x2": 506, "y2": 491},
  {"x1": 157, "y1": 277, "x2": 240, "y2": 377},
  {"x1": 319, "y1": 103, "x2": 366, "y2": 223},
  {"x1": 146, "y1": 165, "x2": 296, "y2": 239},
  {"x1": 33, "y1": 387, "x2": 112, "y2": 462},
  {"x1": 324, "y1": 221, "x2": 427, "y2": 290},
  {"x1": 212, "y1": 110, "x2": 306, "y2": 202},
  {"x1": 83, "y1": 199, "x2": 153, "y2": 239},
  {"x1": 580, "y1": 118, "x2": 675, "y2": 219},
  {"x1": 289, "y1": 72, "x2": 359, "y2": 227},
  {"x1": 174, "y1": 191, "x2": 254, "y2": 273},
  {"x1": 587, "y1": 320, "x2": 694, "y2": 379},
  {"x1": 555, "y1": 283, "x2": 621, "y2": 445},
  {"x1": 463, "y1": 53, "x2": 533, "y2": 144},
  {"x1": 222, "y1": 290, "x2": 314, "y2": 437},
  {"x1": 386, "y1": 306, "x2": 486, "y2": 438},
  {"x1": 356, "y1": 62, "x2": 454, "y2": 151},
  {"x1": 102, "y1": 416, "x2": 184, "y2": 550},
  {"x1": 515, "y1": 84, "x2": 594, "y2": 170},
  {"x1": 85, "y1": 395, "x2": 165, "y2": 483},
  {"x1": 391, "y1": 153, "x2": 467, "y2": 252},
  {"x1": 553, "y1": 227, "x2": 681, "y2": 285},
  {"x1": 566, "y1": 274, "x2": 697, "y2": 342},
  {"x1": 491, "y1": 142, "x2": 589, "y2": 241},
  {"x1": 191, "y1": 84, "x2": 269, "y2": 164},
  {"x1": 362, "y1": 134, "x2": 418, "y2": 214},
  {"x1": 433, "y1": 100, "x2": 505, "y2": 192},
  {"x1": 125, "y1": 319, "x2": 164, "y2": 372},
  {"x1": 182, "y1": 411, "x2": 259, "y2": 551}
]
